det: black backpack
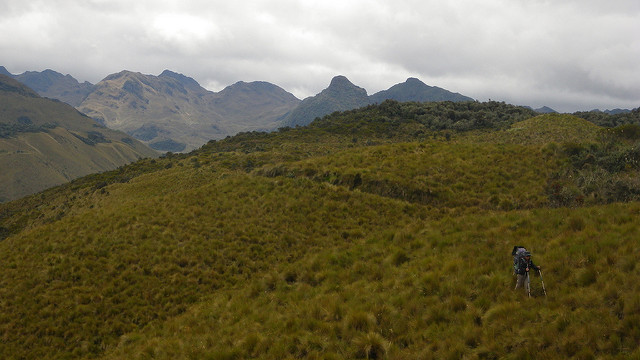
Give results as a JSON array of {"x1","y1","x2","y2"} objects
[{"x1": 512, "y1": 246, "x2": 528, "y2": 273}]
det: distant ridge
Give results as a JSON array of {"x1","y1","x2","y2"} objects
[
  {"x1": 591, "y1": 108, "x2": 632, "y2": 115},
  {"x1": 283, "y1": 76, "x2": 476, "y2": 127},
  {"x1": 0, "y1": 74, "x2": 39, "y2": 97},
  {"x1": 0, "y1": 66, "x2": 11, "y2": 76},
  {"x1": 78, "y1": 70, "x2": 300, "y2": 152},
  {"x1": 4, "y1": 66, "x2": 479, "y2": 148},
  {"x1": 7, "y1": 69, "x2": 95, "y2": 107},
  {"x1": 212, "y1": 80, "x2": 301, "y2": 129},
  {"x1": 534, "y1": 106, "x2": 557, "y2": 114},
  {"x1": 283, "y1": 75, "x2": 370, "y2": 127},
  {"x1": 370, "y1": 77, "x2": 474, "y2": 103}
]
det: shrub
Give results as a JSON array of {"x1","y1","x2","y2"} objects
[{"x1": 610, "y1": 123, "x2": 640, "y2": 140}]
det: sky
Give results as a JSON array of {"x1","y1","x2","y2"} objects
[{"x1": 1, "y1": 0, "x2": 639, "y2": 112}]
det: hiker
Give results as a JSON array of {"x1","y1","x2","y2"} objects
[{"x1": 514, "y1": 251, "x2": 541, "y2": 291}]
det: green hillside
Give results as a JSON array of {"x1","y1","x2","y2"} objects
[{"x1": 1, "y1": 101, "x2": 640, "y2": 359}]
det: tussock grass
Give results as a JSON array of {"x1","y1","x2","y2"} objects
[
  {"x1": 2, "y1": 101, "x2": 640, "y2": 359},
  {"x1": 97, "y1": 203, "x2": 640, "y2": 360}
]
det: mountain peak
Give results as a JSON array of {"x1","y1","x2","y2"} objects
[
  {"x1": 370, "y1": 77, "x2": 473, "y2": 104},
  {"x1": 405, "y1": 77, "x2": 425, "y2": 85},
  {"x1": 283, "y1": 76, "x2": 370, "y2": 127},
  {"x1": 219, "y1": 80, "x2": 299, "y2": 100},
  {"x1": 325, "y1": 75, "x2": 368, "y2": 97},
  {"x1": 329, "y1": 75, "x2": 350, "y2": 86},
  {"x1": 535, "y1": 106, "x2": 557, "y2": 114},
  {"x1": 159, "y1": 70, "x2": 202, "y2": 89},
  {"x1": 103, "y1": 70, "x2": 145, "y2": 82}
]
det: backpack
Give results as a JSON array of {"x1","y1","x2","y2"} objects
[{"x1": 512, "y1": 246, "x2": 528, "y2": 273}]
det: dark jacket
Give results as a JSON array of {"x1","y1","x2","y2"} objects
[{"x1": 515, "y1": 257, "x2": 539, "y2": 275}]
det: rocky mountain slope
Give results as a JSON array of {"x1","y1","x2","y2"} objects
[
  {"x1": 0, "y1": 75, "x2": 157, "y2": 202},
  {"x1": 78, "y1": 70, "x2": 299, "y2": 152}
]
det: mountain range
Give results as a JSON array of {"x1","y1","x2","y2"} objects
[
  {"x1": 0, "y1": 74, "x2": 157, "y2": 202},
  {"x1": 76, "y1": 70, "x2": 301, "y2": 152},
  {"x1": 0, "y1": 66, "x2": 93, "y2": 107},
  {"x1": 2, "y1": 66, "x2": 476, "y2": 151}
]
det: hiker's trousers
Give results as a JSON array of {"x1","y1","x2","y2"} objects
[{"x1": 515, "y1": 274, "x2": 529, "y2": 290}]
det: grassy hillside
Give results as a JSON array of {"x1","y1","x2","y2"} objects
[{"x1": 1, "y1": 102, "x2": 640, "y2": 359}]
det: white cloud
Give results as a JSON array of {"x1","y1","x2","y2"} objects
[
  {"x1": 149, "y1": 13, "x2": 222, "y2": 55},
  {"x1": 0, "y1": 0, "x2": 638, "y2": 111}
]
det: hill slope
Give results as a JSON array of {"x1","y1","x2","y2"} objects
[
  {"x1": 0, "y1": 75, "x2": 157, "y2": 202},
  {"x1": 2, "y1": 101, "x2": 640, "y2": 359}
]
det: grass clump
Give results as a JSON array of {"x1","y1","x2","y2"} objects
[{"x1": 353, "y1": 332, "x2": 389, "y2": 359}]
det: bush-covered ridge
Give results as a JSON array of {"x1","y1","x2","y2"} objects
[
  {"x1": 1, "y1": 100, "x2": 640, "y2": 359},
  {"x1": 574, "y1": 107, "x2": 640, "y2": 128},
  {"x1": 306, "y1": 99, "x2": 538, "y2": 134},
  {"x1": 0, "y1": 121, "x2": 57, "y2": 138}
]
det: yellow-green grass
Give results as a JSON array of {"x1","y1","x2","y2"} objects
[
  {"x1": 101, "y1": 202, "x2": 640, "y2": 360},
  {"x1": 472, "y1": 113, "x2": 603, "y2": 146},
  {"x1": 2, "y1": 105, "x2": 639, "y2": 359},
  {"x1": 260, "y1": 140, "x2": 560, "y2": 211},
  {"x1": 0, "y1": 163, "x2": 425, "y2": 359}
]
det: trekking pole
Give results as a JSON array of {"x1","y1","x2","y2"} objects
[
  {"x1": 539, "y1": 270, "x2": 547, "y2": 297},
  {"x1": 526, "y1": 271, "x2": 531, "y2": 298}
]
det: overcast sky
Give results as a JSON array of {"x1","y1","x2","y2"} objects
[{"x1": 1, "y1": 0, "x2": 639, "y2": 112}]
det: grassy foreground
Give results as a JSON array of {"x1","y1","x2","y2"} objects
[
  {"x1": 104, "y1": 203, "x2": 640, "y2": 360},
  {"x1": 1, "y1": 103, "x2": 640, "y2": 359}
]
